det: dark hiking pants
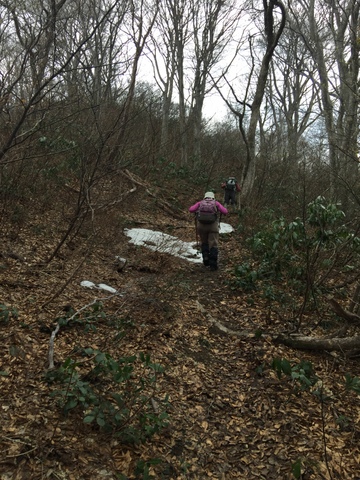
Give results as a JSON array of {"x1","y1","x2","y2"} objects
[
  {"x1": 224, "y1": 190, "x2": 236, "y2": 205},
  {"x1": 197, "y1": 221, "x2": 219, "y2": 270}
]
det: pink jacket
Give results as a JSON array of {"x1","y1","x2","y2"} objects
[{"x1": 189, "y1": 201, "x2": 228, "y2": 216}]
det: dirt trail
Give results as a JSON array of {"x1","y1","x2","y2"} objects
[{"x1": 0, "y1": 211, "x2": 359, "y2": 479}]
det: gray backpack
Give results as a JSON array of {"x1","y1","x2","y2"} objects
[{"x1": 226, "y1": 178, "x2": 237, "y2": 191}]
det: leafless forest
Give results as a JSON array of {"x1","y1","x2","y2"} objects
[{"x1": 1, "y1": 1, "x2": 360, "y2": 479}]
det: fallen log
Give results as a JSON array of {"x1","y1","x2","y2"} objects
[
  {"x1": 275, "y1": 333, "x2": 360, "y2": 353},
  {"x1": 196, "y1": 297, "x2": 360, "y2": 355}
]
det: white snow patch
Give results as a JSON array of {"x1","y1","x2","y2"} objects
[
  {"x1": 124, "y1": 223, "x2": 234, "y2": 263},
  {"x1": 219, "y1": 222, "x2": 234, "y2": 234},
  {"x1": 80, "y1": 281, "x2": 118, "y2": 293},
  {"x1": 97, "y1": 283, "x2": 117, "y2": 293},
  {"x1": 80, "y1": 280, "x2": 96, "y2": 289},
  {"x1": 124, "y1": 228, "x2": 202, "y2": 263}
]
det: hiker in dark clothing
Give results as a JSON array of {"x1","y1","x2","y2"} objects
[
  {"x1": 189, "y1": 191, "x2": 228, "y2": 271},
  {"x1": 221, "y1": 176, "x2": 241, "y2": 206}
]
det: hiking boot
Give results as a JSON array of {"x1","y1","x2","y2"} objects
[
  {"x1": 209, "y1": 247, "x2": 218, "y2": 271},
  {"x1": 201, "y1": 243, "x2": 210, "y2": 267}
]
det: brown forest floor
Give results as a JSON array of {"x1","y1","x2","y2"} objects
[{"x1": 0, "y1": 188, "x2": 360, "y2": 480}]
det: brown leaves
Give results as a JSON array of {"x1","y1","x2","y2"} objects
[{"x1": 0, "y1": 208, "x2": 360, "y2": 480}]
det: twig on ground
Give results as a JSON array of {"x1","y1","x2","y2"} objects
[{"x1": 47, "y1": 294, "x2": 120, "y2": 370}]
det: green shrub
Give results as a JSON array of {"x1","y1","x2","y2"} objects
[
  {"x1": 0, "y1": 303, "x2": 18, "y2": 324},
  {"x1": 47, "y1": 349, "x2": 169, "y2": 444},
  {"x1": 232, "y1": 263, "x2": 259, "y2": 292},
  {"x1": 271, "y1": 358, "x2": 318, "y2": 391},
  {"x1": 232, "y1": 198, "x2": 360, "y2": 319},
  {"x1": 291, "y1": 458, "x2": 302, "y2": 479},
  {"x1": 345, "y1": 374, "x2": 360, "y2": 395}
]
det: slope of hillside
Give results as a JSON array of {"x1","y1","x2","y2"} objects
[{"x1": 0, "y1": 183, "x2": 359, "y2": 480}]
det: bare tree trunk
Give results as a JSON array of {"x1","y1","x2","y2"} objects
[
  {"x1": 307, "y1": 0, "x2": 337, "y2": 197},
  {"x1": 166, "y1": 0, "x2": 190, "y2": 166},
  {"x1": 190, "y1": 0, "x2": 238, "y2": 163},
  {"x1": 240, "y1": 0, "x2": 286, "y2": 202},
  {"x1": 268, "y1": 28, "x2": 319, "y2": 166},
  {"x1": 290, "y1": 0, "x2": 360, "y2": 207},
  {"x1": 116, "y1": 0, "x2": 159, "y2": 151}
]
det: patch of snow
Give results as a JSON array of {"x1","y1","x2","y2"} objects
[
  {"x1": 80, "y1": 281, "x2": 118, "y2": 293},
  {"x1": 80, "y1": 280, "x2": 96, "y2": 289},
  {"x1": 124, "y1": 228, "x2": 202, "y2": 263},
  {"x1": 219, "y1": 223, "x2": 234, "y2": 234},
  {"x1": 97, "y1": 284, "x2": 117, "y2": 293},
  {"x1": 124, "y1": 223, "x2": 234, "y2": 263},
  {"x1": 115, "y1": 256, "x2": 127, "y2": 263}
]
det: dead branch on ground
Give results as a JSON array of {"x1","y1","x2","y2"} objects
[
  {"x1": 121, "y1": 169, "x2": 188, "y2": 220},
  {"x1": 48, "y1": 293, "x2": 120, "y2": 370}
]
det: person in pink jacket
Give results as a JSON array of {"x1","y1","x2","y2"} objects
[{"x1": 189, "y1": 192, "x2": 228, "y2": 271}]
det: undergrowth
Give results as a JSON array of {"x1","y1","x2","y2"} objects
[
  {"x1": 46, "y1": 348, "x2": 169, "y2": 445},
  {"x1": 231, "y1": 197, "x2": 360, "y2": 326}
]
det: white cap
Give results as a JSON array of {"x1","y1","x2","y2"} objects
[{"x1": 204, "y1": 191, "x2": 215, "y2": 199}]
